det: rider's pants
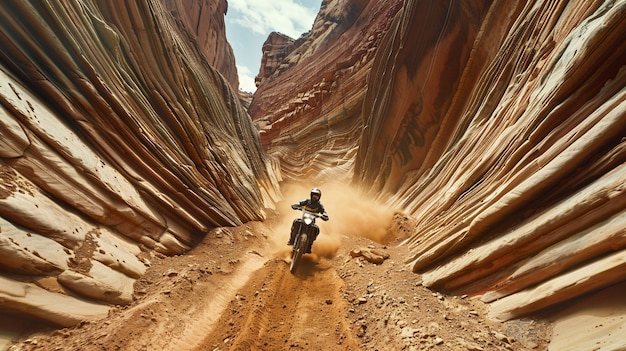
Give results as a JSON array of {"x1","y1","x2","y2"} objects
[{"x1": 290, "y1": 219, "x2": 319, "y2": 251}]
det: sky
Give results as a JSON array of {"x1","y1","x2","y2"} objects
[{"x1": 225, "y1": 0, "x2": 321, "y2": 93}]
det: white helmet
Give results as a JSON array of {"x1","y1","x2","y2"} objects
[{"x1": 310, "y1": 188, "x2": 321, "y2": 201}]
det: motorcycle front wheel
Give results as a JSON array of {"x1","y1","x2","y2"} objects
[{"x1": 290, "y1": 232, "x2": 308, "y2": 274}]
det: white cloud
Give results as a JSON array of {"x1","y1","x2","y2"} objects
[
  {"x1": 226, "y1": 0, "x2": 320, "y2": 94},
  {"x1": 236, "y1": 64, "x2": 257, "y2": 93},
  {"x1": 228, "y1": 0, "x2": 317, "y2": 38}
]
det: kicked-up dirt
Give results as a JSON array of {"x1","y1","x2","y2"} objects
[{"x1": 7, "y1": 212, "x2": 552, "y2": 351}]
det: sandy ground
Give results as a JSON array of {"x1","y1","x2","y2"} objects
[{"x1": 6, "y1": 212, "x2": 554, "y2": 351}]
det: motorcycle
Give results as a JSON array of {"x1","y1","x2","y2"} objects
[{"x1": 289, "y1": 205, "x2": 325, "y2": 274}]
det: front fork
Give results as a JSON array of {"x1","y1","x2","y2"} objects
[{"x1": 295, "y1": 224, "x2": 312, "y2": 249}]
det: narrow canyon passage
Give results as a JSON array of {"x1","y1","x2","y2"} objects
[{"x1": 2, "y1": 1, "x2": 625, "y2": 350}]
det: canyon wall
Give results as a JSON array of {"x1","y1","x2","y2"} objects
[
  {"x1": 251, "y1": 0, "x2": 626, "y2": 323},
  {"x1": 360, "y1": 0, "x2": 626, "y2": 322},
  {"x1": 1, "y1": 0, "x2": 625, "y2": 337},
  {"x1": 0, "y1": 0, "x2": 274, "y2": 326},
  {"x1": 161, "y1": 0, "x2": 239, "y2": 91},
  {"x1": 249, "y1": 0, "x2": 403, "y2": 182}
]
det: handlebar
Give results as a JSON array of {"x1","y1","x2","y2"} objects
[{"x1": 292, "y1": 205, "x2": 329, "y2": 221}]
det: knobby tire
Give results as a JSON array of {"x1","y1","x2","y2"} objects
[{"x1": 290, "y1": 232, "x2": 307, "y2": 274}]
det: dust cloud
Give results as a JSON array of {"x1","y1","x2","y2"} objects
[{"x1": 269, "y1": 181, "x2": 397, "y2": 259}]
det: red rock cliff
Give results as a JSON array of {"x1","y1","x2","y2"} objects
[
  {"x1": 1, "y1": 0, "x2": 625, "y2": 347},
  {"x1": 249, "y1": 0, "x2": 403, "y2": 182},
  {"x1": 161, "y1": 0, "x2": 239, "y2": 90},
  {"x1": 0, "y1": 0, "x2": 275, "y2": 326},
  {"x1": 252, "y1": 0, "x2": 626, "y2": 329}
]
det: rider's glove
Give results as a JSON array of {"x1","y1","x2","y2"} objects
[
  {"x1": 291, "y1": 204, "x2": 298, "y2": 210},
  {"x1": 322, "y1": 214, "x2": 329, "y2": 221}
]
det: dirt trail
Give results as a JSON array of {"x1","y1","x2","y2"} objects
[
  {"x1": 7, "y1": 215, "x2": 552, "y2": 351},
  {"x1": 194, "y1": 257, "x2": 360, "y2": 350}
]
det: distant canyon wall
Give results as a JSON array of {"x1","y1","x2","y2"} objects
[
  {"x1": 249, "y1": 0, "x2": 403, "y2": 182},
  {"x1": 0, "y1": 0, "x2": 274, "y2": 326},
  {"x1": 252, "y1": 0, "x2": 626, "y2": 321}
]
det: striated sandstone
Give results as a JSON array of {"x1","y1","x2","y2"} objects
[
  {"x1": 0, "y1": 0, "x2": 277, "y2": 326},
  {"x1": 352, "y1": 0, "x2": 626, "y2": 323},
  {"x1": 252, "y1": 0, "x2": 626, "y2": 338},
  {"x1": 161, "y1": 0, "x2": 239, "y2": 91},
  {"x1": 0, "y1": 276, "x2": 110, "y2": 327},
  {"x1": 255, "y1": 32, "x2": 299, "y2": 87},
  {"x1": 249, "y1": 0, "x2": 403, "y2": 182},
  {"x1": 58, "y1": 261, "x2": 135, "y2": 305},
  {"x1": 0, "y1": 0, "x2": 625, "y2": 348}
]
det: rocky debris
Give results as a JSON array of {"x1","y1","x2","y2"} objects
[
  {"x1": 5, "y1": 222, "x2": 550, "y2": 351},
  {"x1": 337, "y1": 237, "x2": 550, "y2": 351},
  {"x1": 360, "y1": 0, "x2": 626, "y2": 322},
  {"x1": 0, "y1": 0, "x2": 624, "y2": 347},
  {"x1": 349, "y1": 247, "x2": 390, "y2": 264}
]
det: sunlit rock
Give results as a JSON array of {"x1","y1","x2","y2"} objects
[
  {"x1": 352, "y1": 0, "x2": 626, "y2": 323},
  {"x1": 0, "y1": 276, "x2": 110, "y2": 327},
  {"x1": 254, "y1": 0, "x2": 626, "y2": 335},
  {"x1": 161, "y1": 0, "x2": 239, "y2": 91},
  {"x1": 0, "y1": 218, "x2": 71, "y2": 275},
  {"x1": 58, "y1": 261, "x2": 135, "y2": 305},
  {"x1": 249, "y1": 0, "x2": 403, "y2": 182},
  {"x1": 0, "y1": 0, "x2": 276, "y2": 325},
  {"x1": 255, "y1": 32, "x2": 298, "y2": 87},
  {"x1": 1, "y1": 0, "x2": 625, "y2": 347}
]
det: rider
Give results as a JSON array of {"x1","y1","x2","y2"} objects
[{"x1": 288, "y1": 188, "x2": 329, "y2": 253}]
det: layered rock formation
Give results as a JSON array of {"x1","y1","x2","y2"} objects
[
  {"x1": 249, "y1": 0, "x2": 403, "y2": 181},
  {"x1": 251, "y1": 0, "x2": 626, "y2": 326},
  {"x1": 358, "y1": 0, "x2": 626, "y2": 322},
  {"x1": 0, "y1": 0, "x2": 274, "y2": 326},
  {"x1": 1, "y1": 0, "x2": 625, "y2": 345},
  {"x1": 161, "y1": 0, "x2": 239, "y2": 91},
  {"x1": 255, "y1": 32, "x2": 299, "y2": 88}
]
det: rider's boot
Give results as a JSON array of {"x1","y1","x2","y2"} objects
[
  {"x1": 288, "y1": 221, "x2": 299, "y2": 245},
  {"x1": 287, "y1": 231, "x2": 295, "y2": 245},
  {"x1": 306, "y1": 241, "x2": 313, "y2": 253}
]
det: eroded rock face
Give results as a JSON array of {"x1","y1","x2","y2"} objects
[
  {"x1": 355, "y1": 0, "x2": 626, "y2": 322},
  {"x1": 0, "y1": 0, "x2": 274, "y2": 326},
  {"x1": 255, "y1": 32, "x2": 298, "y2": 87},
  {"x1": 1, "y1": 0, "x2": 624, "y2": 343},
  {"x1": 252, "y1": 0, "x2": 626, "y2": 327},
  {"x1": 249, "y1": 0, "x2": 403, "y2": 182},
  {"x1": 161, "y1": 0, "x2": 239, "y2": 91}
]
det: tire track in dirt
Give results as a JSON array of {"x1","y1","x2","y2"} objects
[
  {"x1": 194, "y1": 254, "x2": 361, "y2": 351},
  {"x1": 164, "y1": 253, "x2": 268, "y2": 351}
]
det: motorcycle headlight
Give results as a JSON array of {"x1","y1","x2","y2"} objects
[{"x1": 303, "y1": 213, "x2": 314, "y2": 225}]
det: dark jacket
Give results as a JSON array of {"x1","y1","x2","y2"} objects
[{"x1": 297, "y1": 199, "x2": 326, "y2": 215}]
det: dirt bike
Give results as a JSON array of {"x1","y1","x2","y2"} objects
[{"x1": 289, "y1": 205, "x2": 325, "y2": 274}]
